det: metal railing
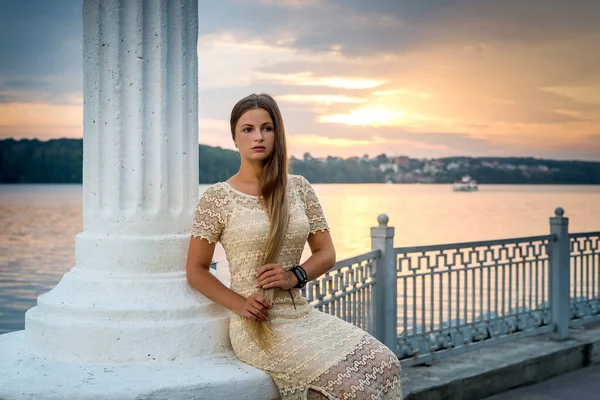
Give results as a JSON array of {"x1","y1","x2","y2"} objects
[
  {"x1": 301, "y1": 250, "x2": 378, "y2": 334},
  {"x1": 570, "y1": 232, "x2": 600, "y2": 326},
  {"x1": 303, "y1": 207, "x2": 600, "y2": 367},
  {"x1": 394, "y1": 235, "x2": 554, "y2": 365}
]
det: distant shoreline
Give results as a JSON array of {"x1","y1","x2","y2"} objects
[
  {"x1": 2, "y1": 138, "x2": 600, "y2": 185},
  {"x1": 2, "y1": 182, "x2": 600, "y2": 186}
]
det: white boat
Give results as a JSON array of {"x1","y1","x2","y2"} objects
[{"x1": 453, "y1": 175, "x2": 478, "y2": 192}]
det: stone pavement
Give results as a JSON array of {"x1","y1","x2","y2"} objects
[
  {"x1": 483, "y1": 363, "x2": 600, "y2": 400},
  {"x1": 401, "y1": 320, "x2": 600, "y2": 400}
]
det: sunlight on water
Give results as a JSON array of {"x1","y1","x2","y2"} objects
[{"x1": 1, "y1": 183, "x2": 599, "y2": 333}]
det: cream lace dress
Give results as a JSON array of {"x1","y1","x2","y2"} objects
[{"x1": 192, "y1": 174, "x2": 402, "y2": 400}]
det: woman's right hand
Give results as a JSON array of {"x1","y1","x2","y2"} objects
[{"x1": 237, "y1": 293, "x2": 271, "y2": 321}]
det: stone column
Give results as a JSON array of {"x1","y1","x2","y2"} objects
[{"x1": 25, "y1": 0, "x2": 230, "y2": 362}]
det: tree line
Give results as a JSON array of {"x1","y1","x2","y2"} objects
[{"x1": 1, "y1": 138, "x2": 599, "y2": 184}]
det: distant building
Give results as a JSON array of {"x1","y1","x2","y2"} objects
[
  {"x1": 447, "y1": 162, "x2": 461, "y2": 171},
  {"x1": 536, "y1": 165, "x2": 549, "y2": 172},
  {"x1": 423, "y1": 164, "x2": 440, "y2": 175},
  {"x1": 393, "y1": 156, "x2": 410, "y2": 169},
  {"x1": 379, "y1": 163, "x2": 398, "y2": 173}
]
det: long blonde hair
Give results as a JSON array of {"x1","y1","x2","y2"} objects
[{"x1": 230, "y1": 93, "x2": 289, "y2": 350}]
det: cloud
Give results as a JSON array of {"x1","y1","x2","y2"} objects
[
  {"x1": 254, "y1": 0, "x2": 323, "y2": 8},
  {"x1": 261, "y1": 73, "x2": 385, "y2": 90},
  {"x1": 0, "y1": 0, "x2": 82, "y2": 103},
  {"x1": 277, "y1": 94, "x2": 367, "y2": 106},
  {"x1": 320, "y1": 108, "x2": 436, "y2": 127},
  {"x1": 1, "y1": 0, "x2": 599, "y2": 161},
  {"x1": 200, "y1": 0, "x2": 600, "y2": 58},
  {"x1": 288, "y1": 128, "x2": 495, "y2": 159},
  {"x1": 0, "y1": 93, "x2": 17, "y2": 104}
]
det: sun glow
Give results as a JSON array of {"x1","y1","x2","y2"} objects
[{"x1": 320, "y1": 108, "x2": 408, "y2": 127}]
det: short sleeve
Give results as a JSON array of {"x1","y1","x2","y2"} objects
[
  {"x1": 299, "y1": 176, "x2": 330, "y2": 235},
  {"x1": 191, "y1": 184, "x2": 229, "y2": 244}
]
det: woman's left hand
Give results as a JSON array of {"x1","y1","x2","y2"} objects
[{"x1": 256, "y1": 263, "x2": 298, "y2": 290}]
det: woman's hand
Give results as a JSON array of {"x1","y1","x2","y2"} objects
[
  {"x1": 237, "y1": 293, "x2": 271, "y2": 321},
  {"x1": 256, "y1": 263, "x2": 298, "y2": 290}
]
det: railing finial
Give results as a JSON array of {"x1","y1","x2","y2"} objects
[
  {"x1": 377, "y1": 214, "x2": 389, "y2": 227},
  {"x1": 555, "y1": 207, "x2": 565, "y2": 217}
]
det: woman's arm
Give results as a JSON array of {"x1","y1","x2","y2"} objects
[
  {"x1": 257, "y1": 176, "x2": 336, "y2": 290},
  {"x1": 300, "y1": 230, "x2": 336, "y2": 281},
  {"x1": 256, "y1": 231, "x2": 336, "y2": 289},
  {"x1": 186, "y1": 237, "x2": 270, "y2": 321}
]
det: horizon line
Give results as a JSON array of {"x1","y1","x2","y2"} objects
[{"x1": 2, "y1": 136, "x2": 600, "y2": 164}]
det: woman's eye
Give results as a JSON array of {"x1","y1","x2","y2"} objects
[
  {"x1": 264, "y1": 126, "x2": 273, "y2": 132},
  {"x1": 243, "y1": 127, "x2": 252, "y2": 133}
]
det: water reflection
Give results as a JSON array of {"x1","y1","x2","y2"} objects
[{"x1": 1, "y1": 183, "x2": 599, "y2": 333}]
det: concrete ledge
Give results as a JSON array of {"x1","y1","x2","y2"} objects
[
  {"x1": 402, "y1": 321, "x2": 600, "y2": 400},
  {"x1": 0, "y1": 331, "x2": 280, "y2": 400}
]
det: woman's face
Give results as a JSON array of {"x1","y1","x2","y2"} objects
[{"x1": 234, "y1": 107, "x2": 276, "y2": 163}]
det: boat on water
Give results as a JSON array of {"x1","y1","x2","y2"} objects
[{"x1": 453, "y1": 175, "x2": 478, "y2": 192}]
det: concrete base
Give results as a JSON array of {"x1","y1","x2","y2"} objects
[
  {"x1": 402, "y1": 321, "x2": 600, "y2": 400},
  {"x1": 0, "y1": 331, "x2": 280, "y2": 400}
]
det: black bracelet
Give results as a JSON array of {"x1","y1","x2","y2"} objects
[{"x1": 290, "y1": 265, "x2": 307, "y2": 288}]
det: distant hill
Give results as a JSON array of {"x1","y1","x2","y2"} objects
[
  {"x1": 1, "y1": 138, "x2": 599, "y2": 184},
  {"x1": 1, "y1": 138, "x2": 83, "y2": 183}
]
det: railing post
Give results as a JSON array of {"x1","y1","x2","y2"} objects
[
  {"x1": 371, "y1": 214, "x2": 397, "y2": 351},
  {"x1": 550, "y1": 207, "x2": 570, "y2": 339}
]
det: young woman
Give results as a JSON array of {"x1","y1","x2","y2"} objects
[{"x1": 186, "y1": 93, "x2": 402, "y2": 399}]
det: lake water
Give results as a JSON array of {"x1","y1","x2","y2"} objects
[{"x1": 1, "y1": 183, "x2": 599, "y2": 334}]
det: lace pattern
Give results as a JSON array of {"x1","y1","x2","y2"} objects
[
  {"x1": 297, "y1": 175, "x2": 330, "y2": 234},
  {"x1": 304, "y1": 335, "x2": 402, "y2": 400},
  {"x1": 191, "y1": 175, "x2": 401, "y2": 399},
  {"x1": 191, "y1": 183, "x2": 231, "y2": 243}
]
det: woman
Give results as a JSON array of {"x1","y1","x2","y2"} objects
[{"x1": 186, "y1": 93, "x2": 402, "y2": 399}]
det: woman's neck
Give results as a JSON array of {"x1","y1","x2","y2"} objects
[{"x1": 236, "y1": 160, "x2": 264, "y2": 184}]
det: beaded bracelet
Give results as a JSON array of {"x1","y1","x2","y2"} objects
[{"x1": 290, "y1": 265, "x2": 308, "y2": 289}]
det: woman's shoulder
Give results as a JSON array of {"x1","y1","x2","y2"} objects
[
  {"x1": 198, "y1": 182, "x2": 230, "y2": 201},
  {"x1": 203, "y1": 181, "x2": 228, "y2": 192},
  {"x1": 288, "y1": 174, "x2": 309, "y2": 187}
]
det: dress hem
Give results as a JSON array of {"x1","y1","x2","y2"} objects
[{"x1": 283, "y1": 332, "x2": 370, "y2": 400}]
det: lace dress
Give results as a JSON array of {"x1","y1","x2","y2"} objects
[{"x1": 192, "y1": 174, "x2": 402, "y2": 400}]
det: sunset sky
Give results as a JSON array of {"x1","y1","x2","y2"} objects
[{"x1": 1, "y1": 0, "x2": 599, "y2": 160}]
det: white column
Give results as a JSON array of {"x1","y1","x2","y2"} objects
[{"x1": 24, "y1": 0, "x2": 230, "y2": 362}]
